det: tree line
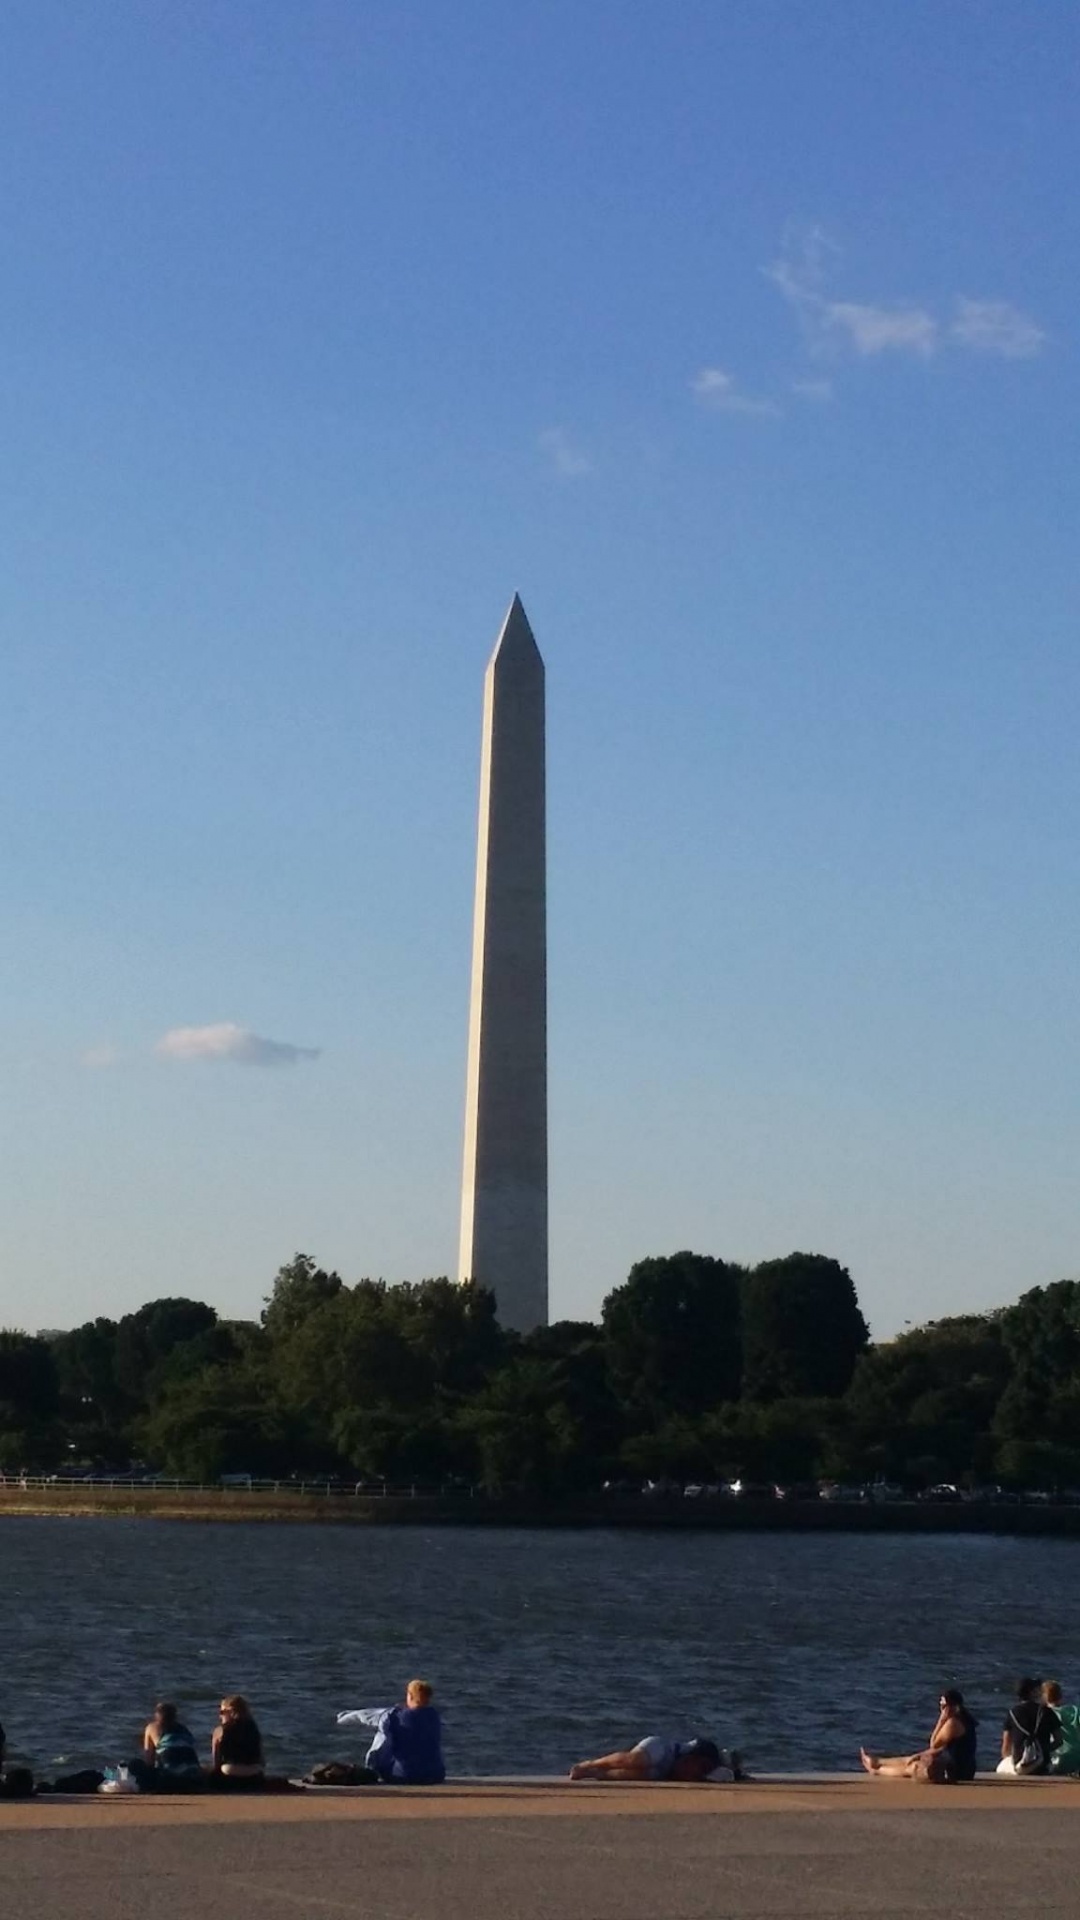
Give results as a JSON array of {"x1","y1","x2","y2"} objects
[{"x1": 0, "y1": 1250, "x2": 1077, "y2": 1493}]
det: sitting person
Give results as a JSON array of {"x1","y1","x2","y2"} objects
[
  {"x1": 860, "y1": 1688, "x2": 978, "y2": 1783},
  {"x1": 211, "y1": 1695, "x2": 265, "y2": 1784},
  {"x1": 126, "y1": 1700, "x2": 203, "y2": 1790},
  {"x1": 143, "y1": 1702, "x2": 202, "y2": 1778},
  {"x1": 569, "y1": 1735, "x2": 733, "y2": 1782},
  {"x1": 1043, "y1": 1682, "x2": 1080, "y2": 1775},
  {"x1": 336, "y1": 1679, "x2": 445, "y2": 1784},
  {"x1": 997, "y1": 1677, "x2": 1061, "y2": 1775}
]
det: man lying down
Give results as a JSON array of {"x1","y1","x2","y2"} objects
[{"x1": 569, "y1": 1735, "x2": 745, "y2": 1783}]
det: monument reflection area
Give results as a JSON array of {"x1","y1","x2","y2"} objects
[{"x1": 458, "y1": 594, "x2": 548, "y2": 1333}]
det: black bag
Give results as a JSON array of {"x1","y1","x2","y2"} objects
[
  {"x1": 42, "y1": 1768, "x2": 106, "y2": 1795},
  {"x1": 303, "y1": 1761, "x2": 379, "y2": 1786},
  {"x1": 0, "y1": 1768, "x2": 35, "y2": 1799}
]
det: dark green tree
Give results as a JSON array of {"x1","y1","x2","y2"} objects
[
  {"x1": 456, "y1": 1359, "x2": 585, "y2": 1498},
  {"x1": 384, "y1": 1278, "x2": 506, "y2": 1396},
  {"x1": 700, "y1": 1397, "x2": 847, "y2": 1484},
  {"x1": 262, "y1": 1252, "x2": 343, "y2": 1339},
  {"x1": 0, "y1": 1331, "x2": 63, "y2": 1468},
  {"x1": 602, "y1": 1253, "x2": 744, "y2": 1419},
  {"x1": 742, "y1": 1253, "x2": 868, "y2": 1401},
  {"x1": 51, "y1": 1317, "x2": 126, "y2": 1431},
  {"x1": 137, "y1": 1361, "x2": 298, "y2": 1481},
  {"x1": 846, "y1": 1314, "x2": 1008, "y2": 1484},
  {"x1": 993, "y1": 1282, "x2": 1080, "y2": 1484},
  {"x1": 114, "y1": 1297, "x2": 218, "y2": 1401}
]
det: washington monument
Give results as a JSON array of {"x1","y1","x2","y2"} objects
[{"x1": 458, "y1": 593, "x2": 548, "y2": 1332}]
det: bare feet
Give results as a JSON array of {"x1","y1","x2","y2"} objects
[
  {"x1": 569, "y1": 1763, "x2": 587, "y2": 1780},
  {"x1": 860, "y1": 1748, "x2": 880, "y2": 1774}
]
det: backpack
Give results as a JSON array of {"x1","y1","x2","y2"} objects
[
  {"x1": 1011, "y1": 1707, "x2": 1047, "y2": 1775},
  {"x1": 303, "y1": 1761, "x2": 379, "y2": 1787},
  {"x1": 0, "y1": 1768, "x2": 35, "y2": 1799},
  {"x1": 41, "y1": 1768, "x2": 106, "y2": 1795}
]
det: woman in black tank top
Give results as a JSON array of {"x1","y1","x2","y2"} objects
[
  {"x1": 212, "y1": 1696, "x2": 265, "y2": 1778},
  {"x1": 860, "y1": 1687, "x2": 978, "y2": 1782}
]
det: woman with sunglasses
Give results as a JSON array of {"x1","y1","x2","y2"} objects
[
  {"x1": 211, "y1": 1696, "x2": 265, "y2": 1786},
  {"x1": 860, "y1": 1688, "x2": 978, "y2": 1783}
]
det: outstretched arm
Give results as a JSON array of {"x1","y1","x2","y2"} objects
[{"x1": 337, "y1": 1707, "x2": 391, "y2": 1729}]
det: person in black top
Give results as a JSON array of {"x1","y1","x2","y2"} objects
[
  {"x1": 998, "y1": 1677, "x2": 1062, "y2": 1775},
  {"x1": 211, "y1": 1695, "x2": 265, "y2": 1783},
  {"x1": 861, "y1": 1687, "x2": 978, "y2": 1782}
]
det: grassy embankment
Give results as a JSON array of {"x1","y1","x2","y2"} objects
[{"x1": 4, "y1": 1483, "x2": 1080, "y2": 1533}]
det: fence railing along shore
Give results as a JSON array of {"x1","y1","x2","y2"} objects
[
  {"x1": 5, "y1": 1477, "x2": 1080, "y2": 1534},
  {"x1": 0, "y1": 1473, "x2": 457, "y2": 1497}
]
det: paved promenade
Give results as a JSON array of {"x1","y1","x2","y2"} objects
[{"x1": 4, "y1": 1779, "x2": 1080, "y2": 1919}]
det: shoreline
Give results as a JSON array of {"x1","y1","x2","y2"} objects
[{"x1": 4, "y1": 1485, "x2": 1080, "y2": 1533}]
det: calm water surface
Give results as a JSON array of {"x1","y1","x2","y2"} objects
[{"x1": 1, "y1": 1520, "x2": 1075, "y2": 1776}]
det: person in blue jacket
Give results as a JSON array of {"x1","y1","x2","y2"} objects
[{"x1": 337, "y1": 1679, "x2": 445, "y2": 1784}]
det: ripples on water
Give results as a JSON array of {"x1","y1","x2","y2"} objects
[{"x1": 2, "y1": 1520, "x2": 1076, "y2": 1775}]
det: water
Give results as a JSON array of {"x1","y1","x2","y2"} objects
[{"x1": 2, "y1": 1519, "x2": 1076, "y2": 1776}]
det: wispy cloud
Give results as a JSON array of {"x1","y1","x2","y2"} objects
[
  {"x1": 692, "y1": 367, "x2": 780, "y2": 417},
  {"x1": 790, "y1": 377, "x2": 834, "y2": 403},
  {"x1": 538, "y1": 427, "x2": 592, "y2": 477},
  {"x1": 951, "y1": 298, "x2": 1046, "y2": 359},
  {"x1": 825, "y1": 300, "x2": 938, "y2": 357},
  {"x1": 768, "y1": 228, "x2": 1044, "y2": 367},
  {"x1": 81, "y1": 1044, "x2": 119, "y2": 1069},
  {"x1": 156, "y1": 1023, "x2": 321, "y2": 1067},
  {"x1": 768, "y1": 230, "x2": 937, "y2": 358}
]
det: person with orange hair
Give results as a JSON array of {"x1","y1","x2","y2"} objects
[{"x1": 337, "y1": 1679, "x2": 445, "y2": 1784}]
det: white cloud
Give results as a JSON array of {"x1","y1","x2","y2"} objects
[
  {"x1": 538, "y1": 427, "x2": 592, "y2": 477},
  {"x1": 81, "y1": 1044, "x2": 119, "y2": 1069},
  {"x1": 768, "y1": 231, "x2": 938, "y2": 359},
  {"x1": 769, "y1": 229, "x2": 1047, "y2": 368},
  {"x1": 951, "y1": 298, "x2": 1045, "y2": 358},
  {"x1": 767, "y1": 224, "x2": 837, "y2": 307},
  {"x1": 790, "y1": 377, "x2": 834, "y2": 402},
  {"x1": 692, "y1": 367, "x2": 780, "y2": 416},
  {"x1": 824, "y1": 300, "x2": 938, "y2": 357},
  {"x1": 156, "y1": 1023, "x2": 320, "y2": 1067}
]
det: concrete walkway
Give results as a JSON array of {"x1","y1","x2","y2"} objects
[{"x1": 4, "y1": 1779, "x2": 1080, "y2": 1918}]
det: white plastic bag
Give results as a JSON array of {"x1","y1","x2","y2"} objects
[{"x1": 98, "y1": 1765, "x2": 140, "y2": 1795}]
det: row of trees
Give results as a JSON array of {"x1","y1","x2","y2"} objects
[{"x1": 1, "y1": 1250, "x2": 1077, "y2": 1493}]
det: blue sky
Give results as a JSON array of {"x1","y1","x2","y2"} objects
[{"x1": 1, "y1": 0, "x2": 1076, "y2": 1338}]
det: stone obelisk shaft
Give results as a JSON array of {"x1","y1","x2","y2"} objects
[{"x1": 458, "y1": 594, "x2": 548, "y2": 1332}]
